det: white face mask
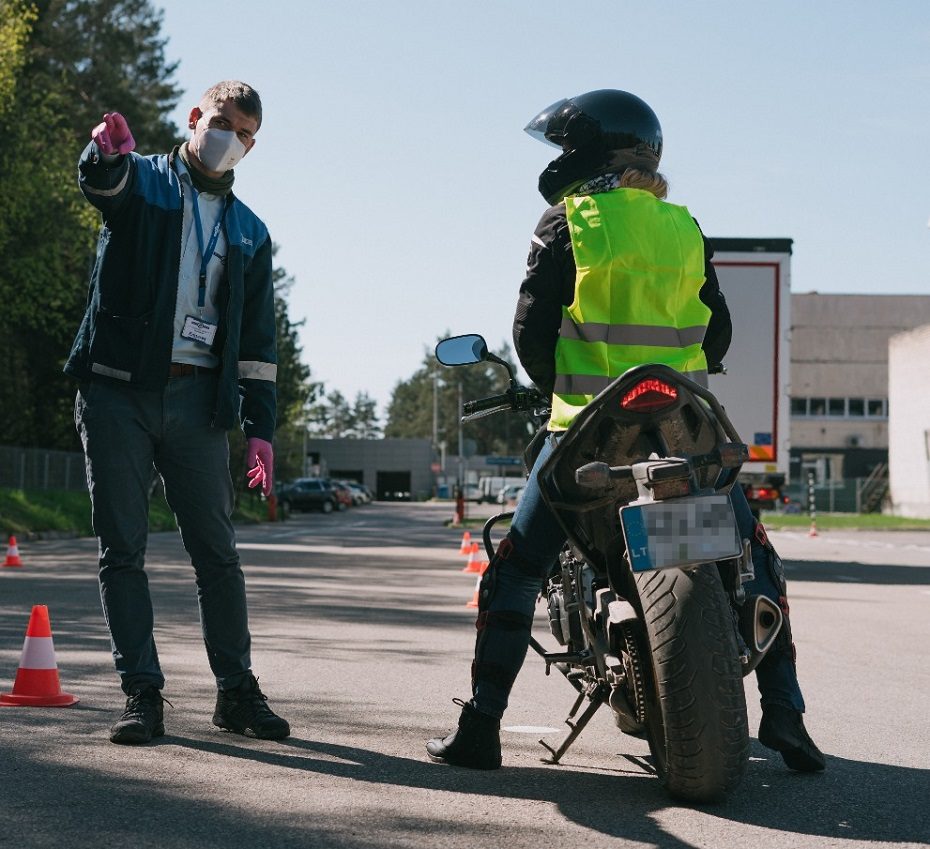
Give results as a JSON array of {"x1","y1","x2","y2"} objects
[{"x1": 193, "y1": 127, "x2": 247, "y2": 172}]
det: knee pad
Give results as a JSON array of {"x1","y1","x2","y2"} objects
[
  {"x1": 475, "y1": 537, "x2": 541, "y2": 615},
  {"x1": 472, "y1": 609, "x2": 535, "y2": 692}
]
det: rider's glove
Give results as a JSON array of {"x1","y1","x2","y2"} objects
[
  {"x1": 246, "y1": 437, "x2": 274, "y2": 497},
  {"x1": 91, "y1": 112, "x2": 136, "y2": 156}
]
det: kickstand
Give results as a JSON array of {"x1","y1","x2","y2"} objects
[{"x1": 539, "y1": 687, "x2": 606, "y2": 764}]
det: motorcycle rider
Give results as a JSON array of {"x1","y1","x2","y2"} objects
[{"x1": 427, "y1": 90, "x2": 825, "y2": 773}]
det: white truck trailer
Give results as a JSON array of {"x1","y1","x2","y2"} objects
[{"x1": 708, "y1": 238, "x2": 792, "y2": 515}]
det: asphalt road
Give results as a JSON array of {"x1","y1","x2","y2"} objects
[{"x1": 1, "y1": 502, "x2": 928, "y2": 849}]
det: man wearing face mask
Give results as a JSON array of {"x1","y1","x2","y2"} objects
[{"x1": 67, "y1": 81, "x2": 288, "y2": 745}]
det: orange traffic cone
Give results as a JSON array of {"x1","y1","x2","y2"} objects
[
  {"x1": 466, "y1": 572, "x2": 481, "y2": 608},
  {"x1": 466, "y1": 560, "x2": 490, "y2": 607},
  {"x1": 3, "y1": 535, "x2": 22, "y2": 568},
  {"x1": 0, "y1": 605, "x2": 78, "y2": 707},
  {"x1": 458, "y1": 531, "x2": 472, "y2": 555},
  {"x1": 462, "y1": 541, "x2": 484, "y2": 573}
]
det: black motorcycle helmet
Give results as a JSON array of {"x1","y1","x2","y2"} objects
[{"x1": 525, "y1": 89, "x2": 663, "y2": 204}]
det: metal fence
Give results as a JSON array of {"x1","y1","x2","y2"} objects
[
  {"x1": 0, "y1": 444, "x2": 895, "y2": 515},
  {"x1": 782, "y1": 477, "x2": 889, "y2": 514},
  {"x1": 0, "y1": 446, "x2": 88, "y2": 492}
]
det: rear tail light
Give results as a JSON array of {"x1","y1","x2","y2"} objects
[
  {"x1": 621, "y1": 379, "x2": 679, "y2": 413},
  {"x1": 745, "y1": 486, "x2": 779, "y2": 500}
]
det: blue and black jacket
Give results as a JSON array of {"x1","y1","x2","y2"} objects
[{"x1": 66, "y1": 142, "x2": 277, "y2": 441}]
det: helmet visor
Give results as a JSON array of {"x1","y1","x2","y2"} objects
[{"x1": 524, "y1": 98, "x2": 573, "y2": 148}]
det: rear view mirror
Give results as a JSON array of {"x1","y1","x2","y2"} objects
[{"x1": 435, "y1": 334, "x2": 488, "y2": 366}]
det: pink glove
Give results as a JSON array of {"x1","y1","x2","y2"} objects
[
  {"x1": 91, "y1": 112, "x2": 135, "y2": 155},
  {"x1": 246, "y1": 437, "x2": 274, "y2": 497}
]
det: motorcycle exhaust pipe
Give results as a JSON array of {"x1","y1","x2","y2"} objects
[{"x1": 738, "y1": 594, "x2": 783, "y2": 674}]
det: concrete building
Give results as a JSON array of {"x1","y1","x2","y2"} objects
[
  {"x1": 305, "y1": 437, "x2": 434, "y2": 501},
  {"x1": 887, "y1": 324, "x2": 930, "y2": 518},
  {"x1": 788, "y1": 294, "x2": 930, "y2": 494}
]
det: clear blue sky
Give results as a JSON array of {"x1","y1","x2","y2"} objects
[{"x1": 154, "y1": 0, "x2": 930, "y2": 416}]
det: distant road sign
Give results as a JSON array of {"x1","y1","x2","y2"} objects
[{"x1": 486, "y1": 456, "x2": 522, "y2": 466}]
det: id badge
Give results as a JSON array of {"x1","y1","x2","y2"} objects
[{"x1": 181, "y1": 315, "x2": 218, "y2": 346}]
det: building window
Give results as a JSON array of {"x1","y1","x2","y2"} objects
[
  {"x1": 789, "y1": 396, "x2": 887, "y2": 420},
  {"x1": 809, "y1": 398, "x2": 826, "y2": 416}
]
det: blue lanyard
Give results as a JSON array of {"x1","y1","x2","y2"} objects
[{"x1": 190, "y1": 189, "x2": 222, "y2": 310}]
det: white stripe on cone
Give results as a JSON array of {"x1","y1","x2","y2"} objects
[{"x1": 19, "y1": 636, "x2": 58, "y2": 670}]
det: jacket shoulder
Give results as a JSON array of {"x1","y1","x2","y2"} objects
[
  {"x1": 131, "y1": 152, "x2": 181, "y2": 211},
  {"x1": 227, "y1": 196, "x2": 269, "y2": 257}
]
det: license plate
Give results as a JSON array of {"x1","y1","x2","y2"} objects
[{"x1": 620, "y1": 495, "x2": 741, "y2": 573}]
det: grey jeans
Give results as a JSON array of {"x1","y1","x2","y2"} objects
[{"x1": 75, "y1": 374, "x2": 252, "y2": 694}]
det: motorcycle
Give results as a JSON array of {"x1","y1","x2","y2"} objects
[{"x1": 435, "y1": 333, "x2": 785, "y2": 803}]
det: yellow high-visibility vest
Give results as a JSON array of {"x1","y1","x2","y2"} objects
[{"x1": 550, "y1": 187, "x2": 709, "y2": 430}]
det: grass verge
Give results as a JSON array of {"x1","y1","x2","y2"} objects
[
  {"x1": 0, "y1": 488, "x2": 268, "y2": 538},
  {"x1": 760, "y1": 511, "x2": 930, "y2": 531}
]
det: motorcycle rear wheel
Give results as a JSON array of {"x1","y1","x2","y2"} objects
[{"x1": 634, "y1": 563, "x2": 749, "y2": 803}]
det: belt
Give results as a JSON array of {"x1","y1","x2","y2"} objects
[{"x1": 169, "y1": 362, "x2": 219, "y2": 378}]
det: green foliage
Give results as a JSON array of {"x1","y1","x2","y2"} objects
[
  {"x1": 0, "y1": 486, "x2": 268, "y2": 536},
  {"x1": 307, "y1": 389, "x2": 382, "y2": 439},
  {"x1": 0, "y1": 1, "x2": 35, "y2": 115},
  {"x1": 761, "y1": 511, "x2": 930, "y2": 531},
  {"x1": 29, "y1": 0, "x2": 182, "y2": 152},
  {"x1": 350, "y1": 392, "x2": 381, "y2": 439},
  {"x1": 0, "y1": 0, "x2": 182, "y2": 450},
  {"x1": 0, "y1": 2, "x2": 93, "y2": 448},
  {"x1": 384, "y1": 337, "x2": 535, "y2": 456}
]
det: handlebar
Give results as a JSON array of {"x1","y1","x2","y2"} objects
[
  {"x1": 463, "y1": 393, "x2": 512, "y2": 416},
  {"x1": 461, "y1": 386, "x2": 548, "y2": 422}
]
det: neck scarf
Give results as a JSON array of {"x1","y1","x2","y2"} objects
[{"x1": 576, "y1": 172, "x2": 624, "y2": 196}]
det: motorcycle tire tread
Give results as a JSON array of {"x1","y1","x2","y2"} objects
[{"x1": 635, "y1": 563, "x2": 750, "y2": 803}]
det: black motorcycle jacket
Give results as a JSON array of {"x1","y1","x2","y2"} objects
[{"x1": 512, "y1": 201, "x2": 732, "y2": 397}]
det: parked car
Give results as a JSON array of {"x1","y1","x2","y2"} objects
[
  {"x1": 340, "y1": 481, "x2": 372, "y2": 505},
  {"x1": 496, "y1": 483, "x2": 526, "y2": 505},
  {"x1": 277, "y1": 478, "x2": 339, "y2": 514},
  {"x1": 327, "y1": 480, "x2": 354, "y2": 510},
  {"x1": 462, "y1": 484, "x2": 482, "y2": 503}
]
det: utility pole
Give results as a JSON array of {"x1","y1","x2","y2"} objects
[
  {"x1": 432, "y1": 369, "x2": 439, "y2": 448},
  {"x1": 457, "y1": 381, "x2": 464, "y2": 487},
  {"x1": 302, "y1": 426, "x2": 307, "y2": 477}
]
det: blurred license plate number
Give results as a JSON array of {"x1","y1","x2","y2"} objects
[{"x1": 620, "y1": 495, "x2": 741, "y2": 573}]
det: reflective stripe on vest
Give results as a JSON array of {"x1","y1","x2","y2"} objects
[
  {"x1": 553, "y1": 369, "x2": 708, "y2": 397},
  {"x1": 238, "y1": 360, "x2": 277, "y2": 382},
  {"x1": 550, "y1": 188, "x2": 709, "y2": 430}
]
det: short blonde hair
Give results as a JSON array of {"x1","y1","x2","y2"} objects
[
  {"x1": 200, "y1": 80, "x2": 262, "y2": 129},
  {"x1": 619, "y1": 168, "x2": 668, "y2": 199}
]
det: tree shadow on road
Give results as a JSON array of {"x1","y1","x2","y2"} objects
[
  {"x1": 782, "y1": 558, "x2": 930, "y2": 585},
  {"x1": 162, "y1": 733, "x2": 929, "y2": 846}
]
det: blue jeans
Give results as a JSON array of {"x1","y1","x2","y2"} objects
[
  {"x1": 473, "y1": 432, "x2": 805, "y2": 718},
  {"x1": 75, "y1": 375, "x2": 252, "y2": 694}
]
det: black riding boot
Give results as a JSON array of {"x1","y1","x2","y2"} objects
[
  {"x1": 759, "y1": 704, "x2": 826, "y2": 772},
  {"x1": 426, "y1": 699, "x2": 502, "y2": 770}
]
